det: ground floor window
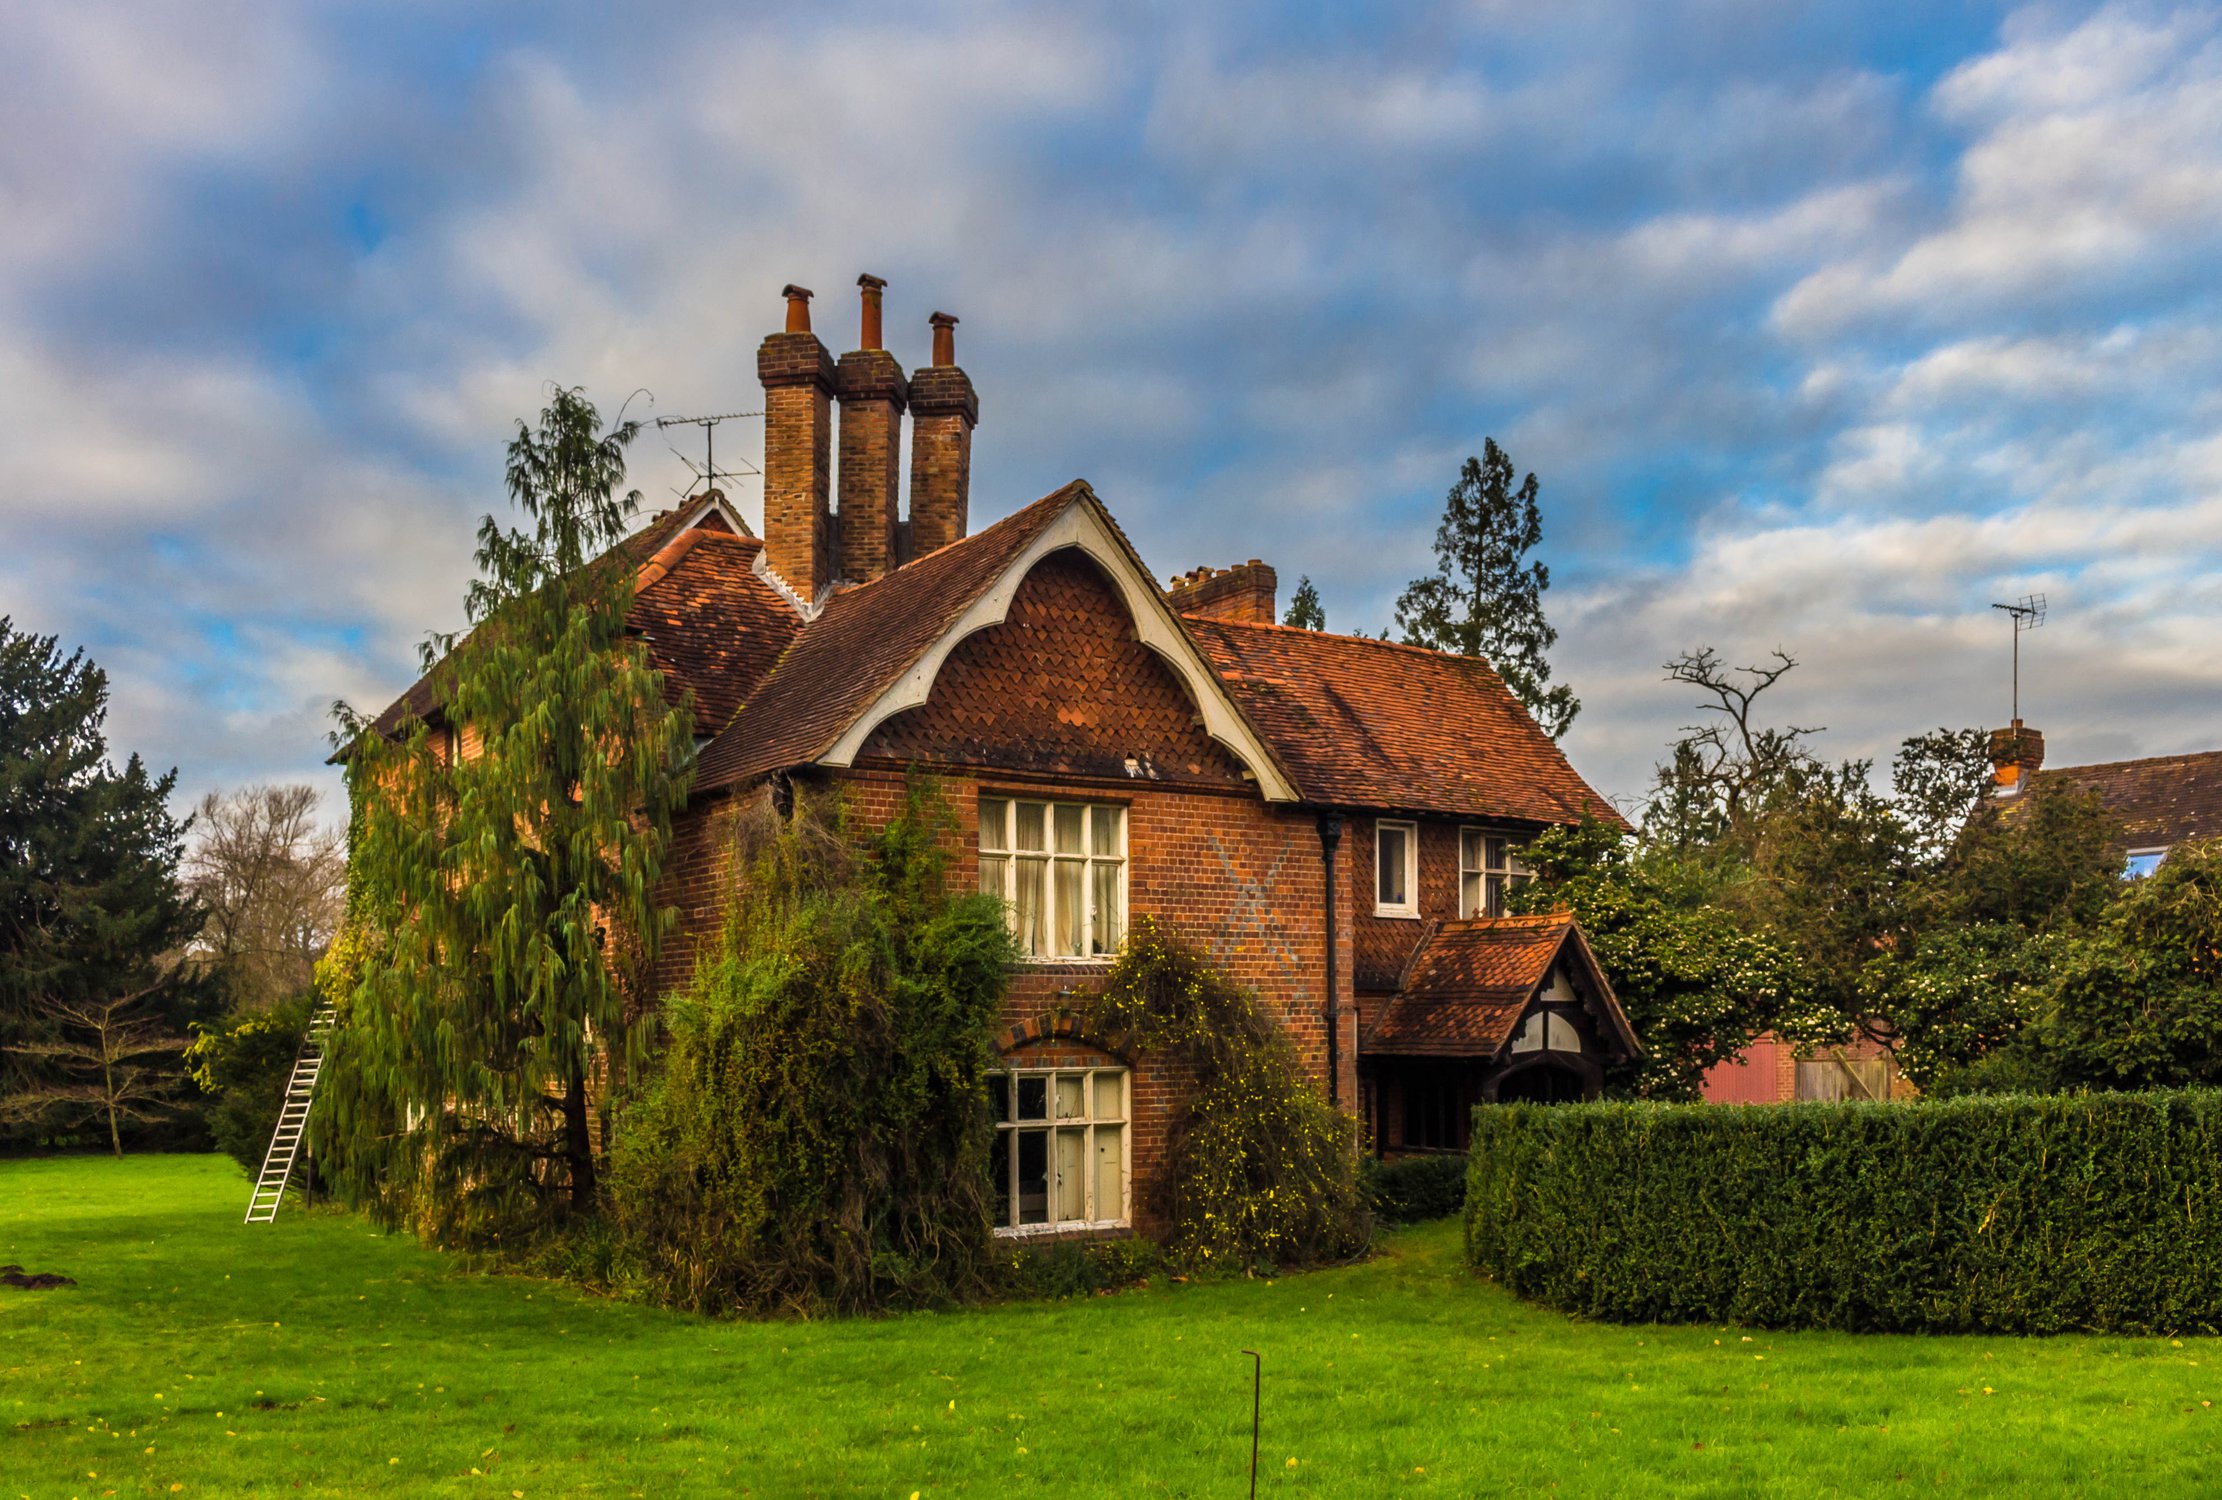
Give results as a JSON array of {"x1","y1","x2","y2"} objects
[{"x1": 988, "y1": 1066, "x2": 1129, "y2": 1232}]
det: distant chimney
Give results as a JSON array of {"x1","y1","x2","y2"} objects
[
  {"x1": 907, "y1": 311, "x2": 976, "y2": 559},
  {"x1": 836, "y1": 274, "x2": 907, "y2": 584},
  {"x1": 1988, "y1": 718, "x2": 2046, "y2": 794},
  {"x1": 1167, "y1": 560, "x2": 1278, "y2": 625},
  {"x1": 758, "y1": 284, "x2": 837, "y2": 601}
]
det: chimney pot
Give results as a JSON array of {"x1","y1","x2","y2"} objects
[
  {"x1": 782, "y1": 284, "x2": 814, "y2": 333},
  {"x1": 929, "y1": 311, "x2": 958, "y2": 367},
  {"x1": 857, "y1": 274, "x2": 886, "y2": 350}
]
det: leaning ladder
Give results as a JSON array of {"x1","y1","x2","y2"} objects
[{"x1": 244, "y1": 1005, "x2": 338, "y2": 1224}]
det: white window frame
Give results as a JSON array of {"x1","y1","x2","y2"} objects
[
  {"x1": 2125, "y1": 847, "x2": 2168, "y2": 880},
  {"x1": 977, "y1": 796, "x2": 1129, "y2": 961},
  {"x1": 1459, "y1": 828, "x2": 1532, "y2": 918},
  {"x1": 1374, "y1": 819, "x2": 1419, "y2": 918},
  {"x1": 988, "y1": 1066, "x2": 1131, "y2": 1236}
]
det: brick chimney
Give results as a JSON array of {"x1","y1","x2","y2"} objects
[
  {"x1": 907, "y1": 311, "x2": 977, "y2": 559},
  {"x1": 1166, "y1": 560, "x2": 1278, "y2": 625},
  {"x1": 835, "y1": 275, "x2": 908, "y2": 584},
  {"x1": 758, "y1": 283, "x2": 838, "y2": 601},
  {"x1": 1988, "y1": 718, "x2": 2045, "y2": 794}
]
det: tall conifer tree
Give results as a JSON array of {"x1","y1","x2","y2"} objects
[
  {"x1": 324, "y1": 387, "x2": 692, "y2": 1225},
  {"x1": 1394, "y1": 439, "x2": 1578, "y2": 738},
  {"x1": 1, "y1": 619, "x2": 202, "y2": 1146}
]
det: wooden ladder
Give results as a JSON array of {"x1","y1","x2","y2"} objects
[{"x1": 244, "y1": 1005, "x2": 338, "y2": 1224}]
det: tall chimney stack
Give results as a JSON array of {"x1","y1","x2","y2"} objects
[
  {"x1": 758, "y1": 284, "x2": 837, "y2": 601},
  {"x1": 907, "y1": 311, "x2": 977, "y2": 559},
  {"x1": 835, "y1": 274, "x2": 907, "y2": 584}
]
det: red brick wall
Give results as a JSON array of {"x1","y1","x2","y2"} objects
[
  {"x1": 836, "y1": 763, "x2": 1339, "y2": 1236},
  {"x1": 1351, "y1": 815, "x2": 1525, "y2": 989}
]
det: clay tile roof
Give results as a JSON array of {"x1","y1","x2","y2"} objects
[
  {"x1": 363, "y1": 501, "x2": 792, "y2": 741},
  {"x1": 1364, "y1": 914, "x2": 1638, "y2": 1058},
  {"x1": 2028, "y1": 748, "x2": 2222, "y2": 850},
  {"x1": 628, "y1": 529, "x2": 802, "y2": 734},
  {"x1": 1183, "y1": 620, "x2": 1626, "y2": 828},
  {"x1": 692, "y1": 481, "x2": 1089, "y2": 791}
]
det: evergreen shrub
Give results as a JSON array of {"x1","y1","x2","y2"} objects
[
  {"x1": 1465, "y1": 1092, "x2": 2222, "y2": 1334},
  {"x1": 185, "y1": 993, "x2": 313, "y2": 1175},
  {"x1": 606, "y1": 782, "x2": 1015, "y2": 1316},
  {"x1": 1365, "y1": 1152, "x2": 1468, "y2": 1224},
  {"x1": 1083, "y1": 918, "x2": 1370, "y2": 1271}
]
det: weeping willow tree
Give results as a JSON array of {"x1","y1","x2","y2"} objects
[{"x1": 317, "y1": 387, "x2": 693, "y2": 1240}]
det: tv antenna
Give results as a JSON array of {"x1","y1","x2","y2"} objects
[
  {"x1": 655, "y1": 411, "x2": 761, "y2": 500},
  {"x1": 1990, "y1": 594, "x2": 2046, "y2": 722}
]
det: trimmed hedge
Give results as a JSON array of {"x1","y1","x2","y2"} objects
[
  {"x1": 1366, "y1": 1153, "x2": 1469, "y2": 1224},
  {"x1": 1465, "y1": 1092, "x2": 2222, "y2": 1334}
]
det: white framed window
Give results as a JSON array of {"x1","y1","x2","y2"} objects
[
  {"x1": 1460, "y1": 830, "x2": 1532, "y2": 918},
  {"x1": 2125, "y1": 847, "x2": 2167, "y2": 880},
  {"x1": 988, "y1": 1067, "x2": 1129, "y2": 1233},
  {"x1": 978, "y1": 797, "x2": 1127, "y2": 959},
  {"x1": 1375, "y1": 819, "x2": 1418, "y2": 917}
]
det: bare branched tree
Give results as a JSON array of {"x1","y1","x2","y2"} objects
[
  {"x1": 1646, "y1": 648, "x2": 1822, "y2": 842},
  {"x1": 3, "y1": 983, "x2": 188, "y2": 1154},
  {"x1": 185, "y1": 785, "x2": 346, "y2": 1011}
]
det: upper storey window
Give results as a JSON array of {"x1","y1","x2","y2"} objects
[
  {"x1": 1375, "y1": 820, "x2": 1418, "y2": 917},
  {"x1": 979, "y1": 797, "x2": 1127, "y2": 959},
  {"x1": 1460, "y1": 830, "x2": 1531, "y2": 918}
]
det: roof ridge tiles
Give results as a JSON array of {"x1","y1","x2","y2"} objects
[{"x1": 2041, "y1": 747, "x2": 2222, "y2": 775}]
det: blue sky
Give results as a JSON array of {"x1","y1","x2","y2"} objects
[{"x1": 6, "y1": 0, "x2": 2222, "y2": 820}]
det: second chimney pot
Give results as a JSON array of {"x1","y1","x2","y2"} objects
[{"x1": 857, "y1": 274, "x2": 886, "y2": 350}]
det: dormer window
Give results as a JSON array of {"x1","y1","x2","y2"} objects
[
  {"x1": 1460, "y1": 830, "x2": 1531, "y2": 918},
  {"x1": 1375, "y1": 820, "x2": 1418, "y2": 917},
  {"x1": 2125, "y1": 847, "x2": 2167, "y2": 880}
]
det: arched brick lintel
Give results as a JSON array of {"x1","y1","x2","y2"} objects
[{"x1": 994, "y1": 1012, "x2": 1129, "y2": 1062}]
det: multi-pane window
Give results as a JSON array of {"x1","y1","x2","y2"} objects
[
  {"x1": 987, "y1": 1068, "x2": 1129, "y2": 1232},
  {"x1": 1460, "y1": 830, "x2": 1531, "y2": 918},
  {"x1": 978, "y1": 798, "x2": 1127, "y2": 959},
  {"x1": 1375, "y1": 820, "x2": 1417, "y2": 916}
]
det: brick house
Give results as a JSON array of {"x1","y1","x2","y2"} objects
[
  {"x1": 1987, "y1": 718, "x2": 2222, "y2": 877},
  {"x1": 372, "y1": 278, "x2": 1640, "y2": 1238}
]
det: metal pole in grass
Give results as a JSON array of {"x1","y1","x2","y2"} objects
[{"x1": 1240, "y1": 1349, "x2": 1262, "y2": 1498}]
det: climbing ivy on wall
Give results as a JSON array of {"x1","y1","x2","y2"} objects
[{"x1": 1082, "y1": 917, "x2": 1370, "y2": 1271}]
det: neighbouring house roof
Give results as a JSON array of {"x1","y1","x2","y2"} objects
[
  {"x1": 2027, "y1": 748, "x2": 2222, "y2": 851},
  {"x1": 1362, "y1": 913, "x2": 1638, "y2": 1059},
  {"x1": 1185, "y1": 620, "x2": 1627, "y2": 828}
]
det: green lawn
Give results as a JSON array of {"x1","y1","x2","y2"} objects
[{"x1": 3, "y1": 1158, "x2": 2220, "y2": 1497}]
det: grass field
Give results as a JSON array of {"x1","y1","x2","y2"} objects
[{"x1": 4, "y1": 1157, "x2": 2221, "y2": 1497}]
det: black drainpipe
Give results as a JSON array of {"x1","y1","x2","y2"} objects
[{"x1": 1317, "y1": 811, "x2": 1344, "y2": 1109}]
